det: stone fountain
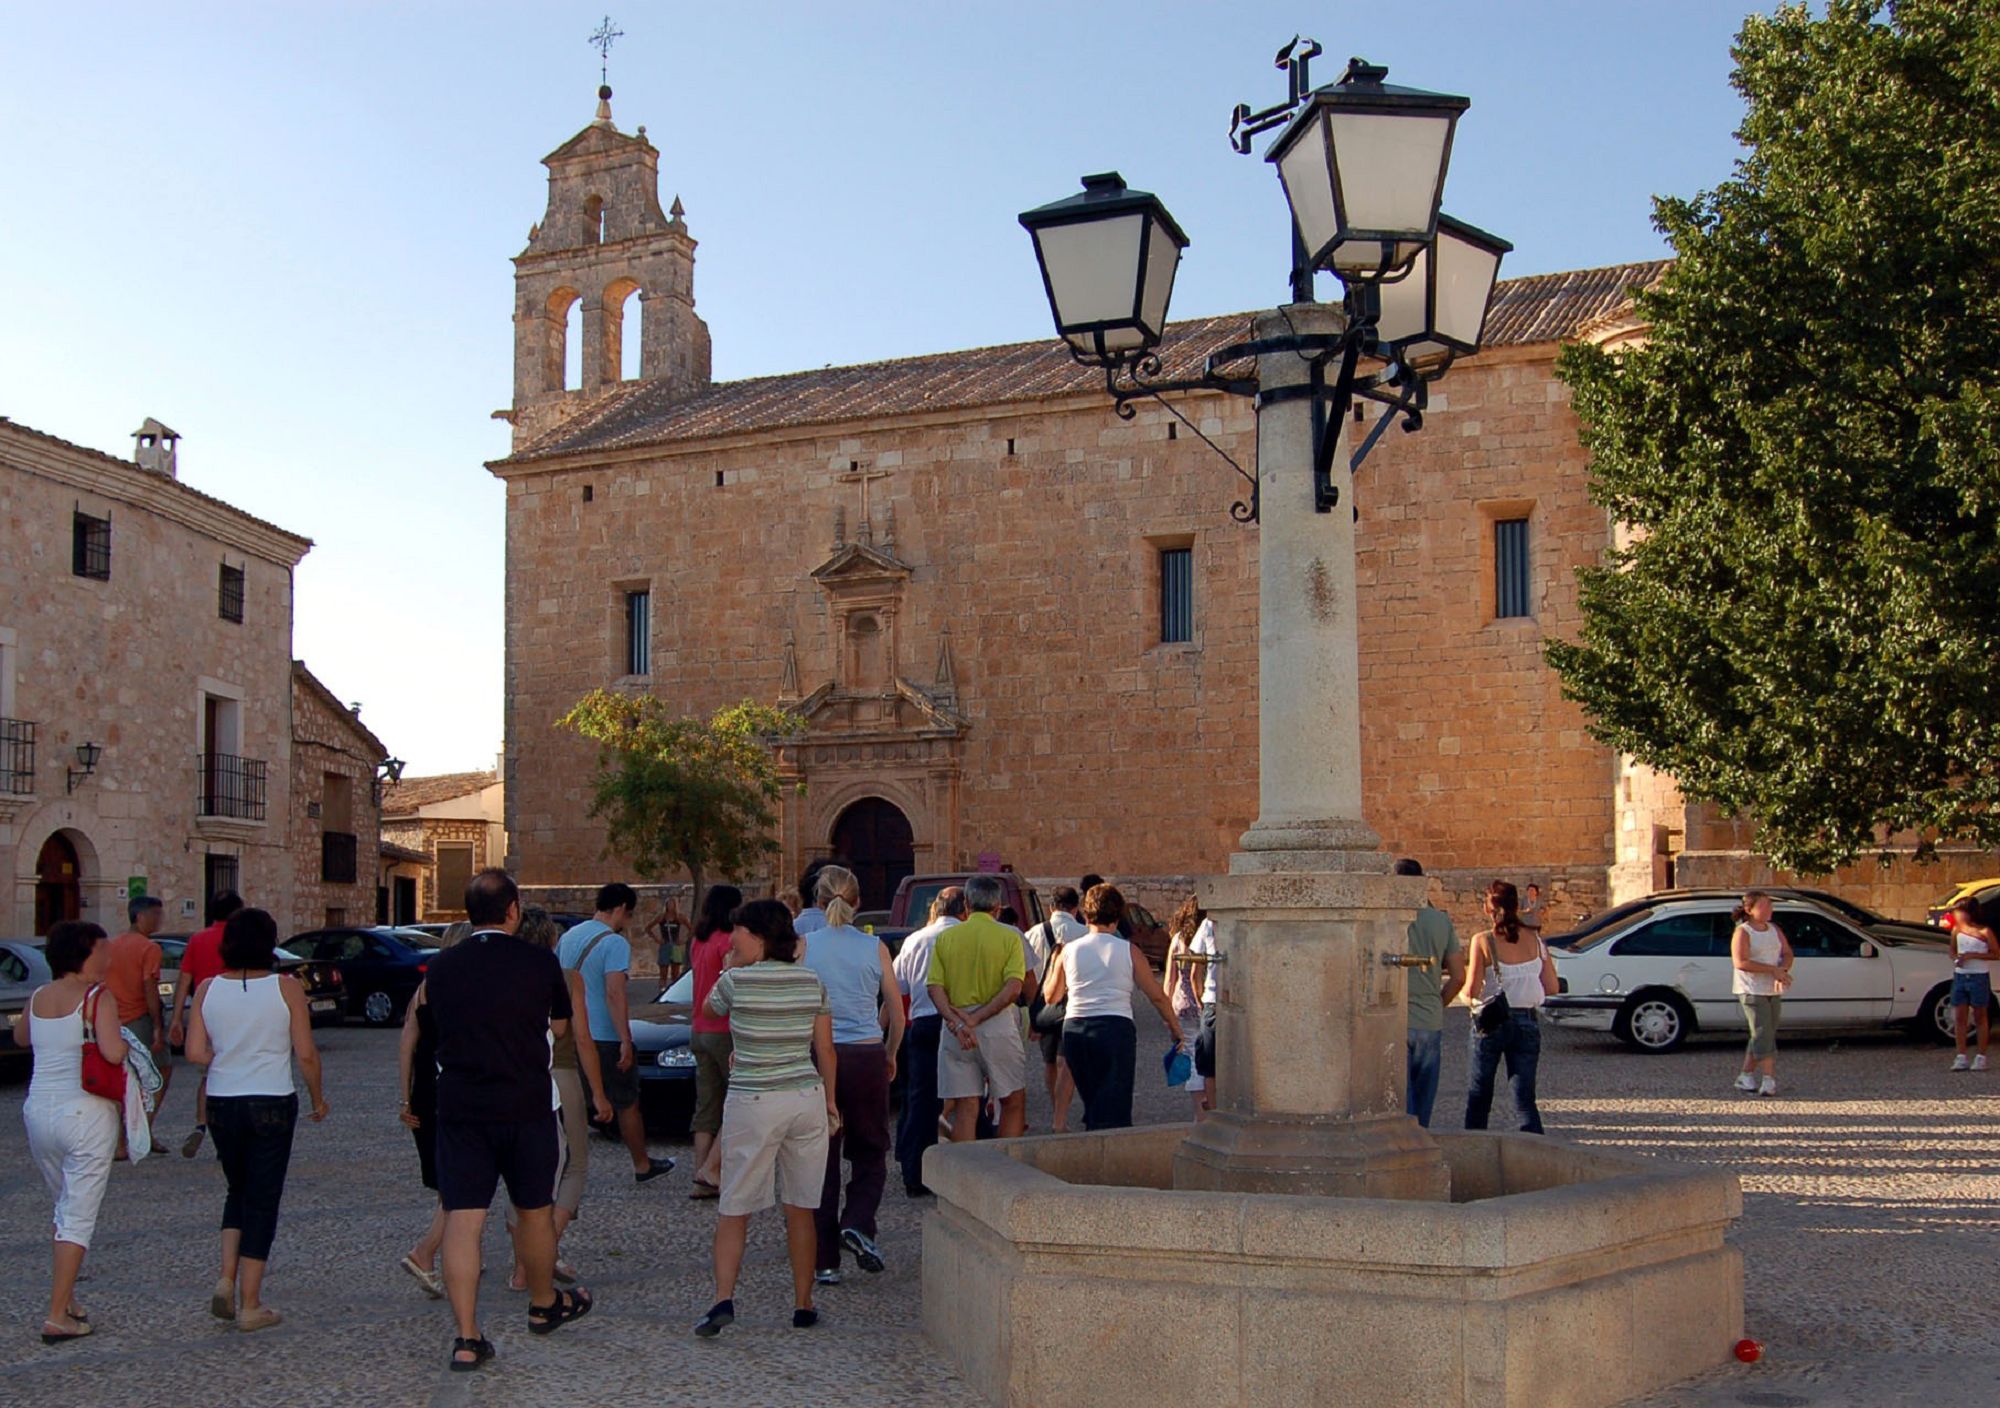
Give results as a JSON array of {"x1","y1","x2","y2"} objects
[{"x1": 921, "y1": 308, "x2": 1742, "y2": 1407}]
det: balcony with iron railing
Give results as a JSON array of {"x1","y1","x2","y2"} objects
[
  {"x1": 1, "y1": 718, "x2": 33, "y2": 795},
  {"x1": 197, "y1": 752, "x2": 268, "y2": 821},
  {"x1": 321, "y1": 830, "x2": 358, "y2": 884}
]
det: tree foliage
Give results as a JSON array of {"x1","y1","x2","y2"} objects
[
  {"x1": 557, "y1": 690, "x2": 803, "y2": 905},
  {"x1": 1548, "y1": 0, "x2": 2000, "y2": 872}
]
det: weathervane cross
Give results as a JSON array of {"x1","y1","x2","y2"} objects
[{"x1": 590, "y1": 15, "x2": 624, "y2": 85}]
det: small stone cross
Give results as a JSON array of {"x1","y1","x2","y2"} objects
[{"x1": 838, "y1": 463, "x2": 892, "y2": 544}]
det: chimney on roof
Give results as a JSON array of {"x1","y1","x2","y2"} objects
[{"x1": 132, "y1": 418, "x2": 179, "y2": 478}]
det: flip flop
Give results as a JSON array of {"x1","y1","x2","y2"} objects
[
  {"x1": 398, "y1": 1256, "x2": 443, "y2": 1299},
  {"x1": 40, "y1": 1320, "x2": 92, "y2": 1345},
  {"x1": 688, "y1": 1179, "x2": 719, "y2": 1201}
]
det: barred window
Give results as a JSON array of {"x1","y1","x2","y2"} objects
[
  {"x1": 218, "y1": 564, "x2": 245, "y2": 622},
  {"x1": 72, "y1": 512, "x2": 110, "y2": 580},
  {"x1": 625, "y1": 590, "x2": 651, "y2": 676},
  {"x1": 1494, "y1": 518, "x2": 1531, "y2": 619},
  {"x1": 1160, "y1": 547, "x2": 1193, "y2": 644}
]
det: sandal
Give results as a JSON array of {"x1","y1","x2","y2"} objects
[
  {"x1": 40, "y1": 1319, "x2": 92, "y2": 1345},
  {"x1": 399, "y1": 1256, "x2": 443, "y2": 1299},
  {"x1": 527, "y1": 1286, "x2": 593, "y2": 1335},
  {"x1": 554, "y1": 1259, "x2": 578, "y2": 1285},
  {"x1": 688, "y1": 1179, "x2": 719, "y2": 1201},
  {"x1": 449, "y1": 1335, "x2": 495, "y2": 1372}
]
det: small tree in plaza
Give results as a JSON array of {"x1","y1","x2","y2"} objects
[
  {"x1": 1549, "y1": 0, "x2": 2000, "y2": 872},
  {"x1": 557, "y1": 690, "x2": 803, "y2": 910}
]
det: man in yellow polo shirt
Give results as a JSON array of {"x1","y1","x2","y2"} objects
[{"x1": 924, "y1": 874, "x2": 1027, "y2": 1141}]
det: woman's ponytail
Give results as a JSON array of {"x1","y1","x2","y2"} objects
[
  {"x1": 817, "y1": 864, "x2": 860, "y2": 931},
  {"x1": 1487, "y1": 880, "x2": 1522, "y2": 945}
]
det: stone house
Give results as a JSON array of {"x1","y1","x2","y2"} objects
[
  {"x1": 288, "y1": 661, "x2": 394, "y2": 934},
  {"x1": 379, "y1": 769, "x2": 505, "y2": 922},
  {"x1": 487, "y1": 91, "x2": 1995, "y2": 930},
  {"x1": 0, "y1": 416, "x2": 310, "y2": 934}
]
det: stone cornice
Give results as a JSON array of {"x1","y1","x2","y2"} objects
[{"x1": 1, "y1": 424, "x2": 312, "y2": 567}]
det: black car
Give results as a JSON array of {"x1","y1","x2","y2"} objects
[
  {"x1": 285, "y1": 926, "x2": 440, "y2": 1025},
  {"x1": 625, "y1": 970, "x2": 697, "y2": 1135},
  {"x1": 154, "y1": 936, "x2": 347, "y2": 1027}
]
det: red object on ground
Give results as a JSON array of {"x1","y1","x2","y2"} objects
[{"x1": 1734, "y1": 1339, "x2": 1764, "y2": 1363}]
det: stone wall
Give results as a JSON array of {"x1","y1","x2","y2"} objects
[
  {"x1": 0, "y1": 422, "x2": 309, "y2": 934},
  {"x1": 288, "y1": 667, "x2": 383, "y2": 934},
  {"x1": 498, "y1": 339, "x2": 1631, "y2": 926}
]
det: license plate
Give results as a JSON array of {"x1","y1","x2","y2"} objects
[{"x1": 310, "y1": 999, "x2": 336, "y2": 1014}]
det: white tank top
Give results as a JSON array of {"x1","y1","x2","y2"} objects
[
  {"x1": 25, "y1": 989, "x2": 88, "y2": 1104},
  {"x1": 1733, "y1": 923, "x2": 1783, "y2": 996},
  {"x1": 201, "y1": 974, "x2": 295, "y2": 1097},
  {"x1": 1482, "y1": 936, "x2": 1548, "y2": 1010},
  {"x1": 1062, "y1": 932, "x2": 1136, "y2": 1022}
]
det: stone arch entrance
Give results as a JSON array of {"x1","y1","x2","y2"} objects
[
  {"x1": 830, "y1": 798, "x2": 915, "y2": 913},
  {"x1": 34, "y1": 831, "x2": 83, "y2": 935}
]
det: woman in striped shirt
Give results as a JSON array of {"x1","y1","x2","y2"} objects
[{"x1": 694, "y1": 899, "x2": 837, "y2": 1337}]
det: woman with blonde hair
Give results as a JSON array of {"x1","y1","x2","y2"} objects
[
  {"x1": 799, "y1": 864, "x2": 903, "y2": 1282},
  {"x1": 1462, "y1": 880, "x2": 1558, "y2": 1134},
  {"x1": 1163, "y1": 896, "x2": 1210, "y2": 1119}
]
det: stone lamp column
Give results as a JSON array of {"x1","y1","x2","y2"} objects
[{"x1": 1173, "y1": 303, "x2": 1449, "y2": 1200}]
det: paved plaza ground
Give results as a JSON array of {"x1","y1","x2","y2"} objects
[{"x1": 0, "y1": 1003, "x2": 1994, "y2": 1406}]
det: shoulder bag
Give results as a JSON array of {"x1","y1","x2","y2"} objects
[
  {"x1": 1471, "y1": 934, "x2": 1512, "y2": 1035},
  {"x1": 81, "y1": 986, "x2": 128, "y2": 1103}
]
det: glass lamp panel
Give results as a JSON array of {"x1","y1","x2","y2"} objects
[
  {"x1": 1435, "y1": 231, "x2": 1503, "y2": 349},
  {"x1": 1138, "y1": 217, "x2": 1182, "y2": 333},
  {"x1": 1035, "y1": 212, "x2": 1145, "y2": 331},
  {"x1": 1065, "y1": 326, "x2": 1146, "y2": 357},
  {"x1": 1277, "y1": 125, "x2": 1340, "y2": 259},
  {"x1": 1326, "y1": 111, "x2": 1452, "y2": 239},
  {"x1": 1373, "y1": 243, "x2": 1429, "y2": 346}
]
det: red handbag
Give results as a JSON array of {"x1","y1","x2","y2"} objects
[{"x1": 80, "y1": 986, "x2": 127, "y2": 1103}]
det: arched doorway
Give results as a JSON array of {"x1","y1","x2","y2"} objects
[
  {"x1": 34, "y1": 832, "x2": 82, "y2": 935},
  {"x1": 830, "y1": 798, "x2": 915, "y2": 913}
]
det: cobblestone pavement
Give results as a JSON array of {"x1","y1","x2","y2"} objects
[{"x1": 0, "y1": 1005, "x2": 1994, "y2": 1405}]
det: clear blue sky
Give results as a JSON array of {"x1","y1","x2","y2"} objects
[{"x1": 0, "y1": 1, "x2": 1765, "y2": 775}]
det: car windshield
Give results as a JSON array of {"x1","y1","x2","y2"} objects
[
  {"x1": 901, "y1": 882, "x2": 950, "y2": 923},
  {"x1": 380, "y1": 927, "x2": 440, "y2": 949},
  {"x1": 657, "y1": 970, "x2": 694, "y2": 1005}
]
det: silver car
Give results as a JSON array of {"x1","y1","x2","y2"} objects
[{"x1": 0, "y1": 940, "x2": 56, "y2": 1060}]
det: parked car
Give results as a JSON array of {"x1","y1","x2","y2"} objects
[
  {"x1": 1544, "y1": 893, "x2": 1968, "y2": 1053},
  {"x1": 1546, "y1": 887, "x2": 1945, "y2": 952},
  {"x1": 0, "y1": 940, "x2": 55, "y2": 1061},
  {"x1": 284, "y1": 926, "x2": 440, "y2": 1025},
  {"x1": 401, "y1": 922, "x2": 453, "y2": 940},
  {"x1": 154, "y1": 935, "x2": 347, "y2": 1028},
  {"x1": 624, "y1": 969, "x2": 697, "y2": 1134},
  {"x1": 1927, "y1": 879, "x2": 2000, "y2": 930}
]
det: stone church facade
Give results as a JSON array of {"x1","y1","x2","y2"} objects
[{"x1": 491, "y1": 93, "x2": 1987, "y2": 929}]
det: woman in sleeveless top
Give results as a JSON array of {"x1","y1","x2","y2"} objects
[
  {"x1": 1164, "y1": 895, "x2": 1211, "y2": 1120},
  {"x1": 1730, "y1": 891, "x2": 1792, "y2": 1096},
  {"x1": 1041, "y1": 885, "x2": 1184, "y2": 1131},
  {"x1": 185, "y1": 908, "x2": 327, "y2": 1332},
  {"x1": 1463, "y1": 880, "x2": 1558, "y2": 1134},
  {"x1": 17, "y1": 920, "x2": 126, "y2": 1344}
]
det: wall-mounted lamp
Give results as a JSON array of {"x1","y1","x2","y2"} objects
[
  {"x1": 68, "y1": 741, "x2": 102, "y2": 794},
  {"x1": 372, "y1": 755, "x2": 406, "y2": 805}
]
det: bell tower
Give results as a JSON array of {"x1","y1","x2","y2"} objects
[{"x1": 507, "y1": 85, "x2": 712, "y2": 449}]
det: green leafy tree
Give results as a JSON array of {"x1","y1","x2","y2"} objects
[
  {"x1": 557, "y1": 691, "x2": 803, "y2": 910},
  {"x1": 1548, "y1": 0, "x2": 2000, "y2": 872}
]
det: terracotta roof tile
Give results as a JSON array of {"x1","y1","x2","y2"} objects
[
  {"x1": 495, "y1": 260, "x2": 1670, "y2": 467},
  {"x1": 380, "y1": 769, "x2": 497, "y2": 817}
]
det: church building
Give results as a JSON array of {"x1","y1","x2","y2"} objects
[{"x1": 488, "y1": 89, "x2": 1974, "y2": 929}]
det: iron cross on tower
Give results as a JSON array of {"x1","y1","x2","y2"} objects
[{"x1": 590, "y1": 15, "x2": 624, "y2": 85}]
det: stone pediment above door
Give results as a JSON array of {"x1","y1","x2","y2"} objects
[{"x1": 789, "y1": 676, "x2": 968, "y2": 740}]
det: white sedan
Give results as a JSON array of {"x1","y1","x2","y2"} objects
[{"x1": 1543, "y1": 897, "x2": 1963, "y2": 1052}]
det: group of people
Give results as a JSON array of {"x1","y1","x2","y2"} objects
[{"x1": 18, "y1": 894, "x2": 327, "y2": 1345}]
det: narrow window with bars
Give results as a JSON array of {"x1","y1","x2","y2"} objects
[
  {"x1": 218, "y1": 564, "x2": 245, "y2": 622},
  {"x1": 625, "y1": 589, "x2": 651, "y2": 676},
  {"x1": 1160, "y1": 546, "x2": 1194, "y2": 644},
  {"x1": 72, "y1": 512, "x2": 111, "y2": 580},
  {"x1": 204, "y1": 851, "x2": 240, "y2": 901},
  {"x1": 1494, "y1": 518, "x2": 1532, "y2": 619}
]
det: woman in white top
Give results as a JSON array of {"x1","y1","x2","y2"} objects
[
  {"x1": 186, "y1": 908, "x2": 328, "y2": 1333},
  {"x1": 1463, "y1": 880, "x2": 1559, "y2": 1134},
  {"x1": 1948, "y1": 896, "x2": 1999, "y2": 1072},
  {"x1": 1730, "y1": 891, "x2": 1793, "y2": 1096},
  {"x1": 1039, "y1": 885, "x2": 1183, "y2": 1131},
  {"x1": 16, "y1": 920, "x2": 127, "y2": 1345},
  {"x1": 1164, "y1": 896, "x2": 1211, "y2": 1120}
]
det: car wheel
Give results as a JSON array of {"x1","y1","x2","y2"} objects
[
  {"x1": 1614, "y1": 991, "x2": 1692, "y2": 1053},
  {"x1": 362, "y1": 989, "x2": 395, "y2": 1025},
  {"x1": 1919, "y1": 983, "x2": 1958, "y2": 1044}
]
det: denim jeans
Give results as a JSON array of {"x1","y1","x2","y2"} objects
[
  {"x1": 1464, "y1": 1011, "x2": 1543, "y2": 1135},
  {"x1": 1061, "y1": 1016, "x2": 1138, "y2": 1131},
  {"x1": 1406, "y1": 1027, "x2": 1444, "y2": 1128},
  {"x1": 207, "y1": 1093, "x2": 298, "y2": 1261}
]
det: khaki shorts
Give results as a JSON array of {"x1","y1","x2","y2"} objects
[
  {"x1": 938, "y1": 1011, "x2": 1028, "y2": 1102},
  {"x1": 126, "y1": 1013, "x2": 165, "y2": 1063},
  {"x1": 690, "y1": 1030, "x2": 732, "y2": 1135},
  {"x1": 717, "y1": 1083, "x2": 829, "y2": 1216}
]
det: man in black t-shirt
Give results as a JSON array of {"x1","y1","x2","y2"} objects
[{"x1": 425, "y1": 868, "x2": 591, "y2": 1371}]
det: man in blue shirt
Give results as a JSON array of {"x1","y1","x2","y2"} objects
[{"x1": 556, "y1": 883, "x2": 673, "y2": 1184}]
